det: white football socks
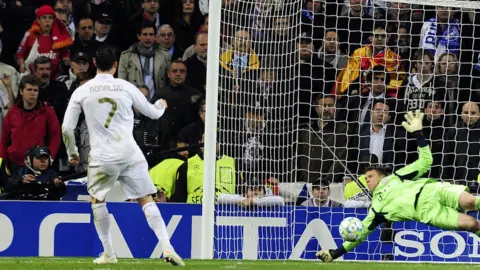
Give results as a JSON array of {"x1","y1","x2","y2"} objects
[
  {"x1": 142, "y1": 202, "x2": 174, "y2": 252},
  {"x1": 92, "y1": 203, "x2": 116, "y2": 257}
]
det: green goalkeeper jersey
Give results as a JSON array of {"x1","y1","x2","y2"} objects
[{"x1": 343, "y1": 145, "x2": 434, "y2": 252}]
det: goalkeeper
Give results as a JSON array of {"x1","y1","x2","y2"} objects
[{"x1": 317, "y1": 110, "x2": 480, "y2": 263}]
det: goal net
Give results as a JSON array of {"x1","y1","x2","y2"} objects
[{"x1": 210, "y1": 0, "x2": 480, "y2": 262}]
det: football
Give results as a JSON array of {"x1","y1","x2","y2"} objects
[{"x1": 339, "y1": 217, "x2": 364, "y2": 242}]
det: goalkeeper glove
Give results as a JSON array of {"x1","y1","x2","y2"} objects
[
  {"x1": 401, "y1": 110, "x2": 424, "y2": 133},
  {"x1": 316, "y1": 250, "x2": 334, "y2": 263}
]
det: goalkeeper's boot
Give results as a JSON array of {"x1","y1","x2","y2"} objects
[
  {"x1": 164, "y1": 250, "x2": 185, "y2": 267},
  {"x1": 93, "y1": 252, "x2": 118, "y2": 264}
]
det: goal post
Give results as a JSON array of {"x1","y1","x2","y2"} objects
[{"x1": 202, "y1": 0, "x2": 480, "y2": 262}]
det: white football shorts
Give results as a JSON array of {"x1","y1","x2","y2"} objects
[{"x1": 87, "y1": 159, "x2": 156, "y2": 201}]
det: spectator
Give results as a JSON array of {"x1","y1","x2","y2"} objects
[
  {"x1": 93, "y1": 13, "x2": 116, "y2": 47},
  {"x1": 317, "y1": 29, "x2": 348, "y2": 71},
  {"x1": 443, "y1": 102, "x2": 480, "y2": 185},
  {"x1": 297, "y1": 94, "x2": 348, "y2": 183},
  {"x1": 126, "y1": 0, "x2": 164, "y2": 50},
  {"x1": 352, "y1": 99, "x2": 407, "y2": 167},
  {"x1": 152, "y1": 60, "x2": 200, "y2": 148},
  {"x1": 337, "y1": 0, "x2": 374, "y2": 55},
  {"x1": 0, "y1": 24, "x2": 20, "y2": 103},
  {"x1": 342, "y1": 65, "x2": 390, "y2": 128},
  {"x1": 400, "y1": 49, "x2": 443, "y2": 113},
  {"x1": 419, "y1": 6, "x2": 460, "y2": 60},
  {"x1": 156, "y1": 25, "x2": 183, "y2": 61},
  {"x1": 335, "y1": 21, "x2": 406, "y2": 99},
  {"x1": 33, "y1": 56, "x2": 70, "y2": 125},
  {"x1": 0, "y1": 75, "x2": 60, "y2": 176},
  {"x1": 4, "y1": 146, "x2": 66, "y2": 200},
  {"x1": 57, "y1": 52, "x2": 94, "y2": 92},
  {"x1": 70, "y1": 16, "x2": 100, "y2": 57},
  {"x1": 149, "y1": 138, "x2": 189, "y2": 202},
  {"x1": 182, "y1": 13, "x2": 209, "y2": 61},
  {"x1": 301, "y1": 179, "x2": 343, "y2": 207},
  {"x1": 178, "y1": 97, "x2": 205, "y2": 157},
  {"x1": 119, "y1": 21, "x2": 170, "y2": 102},
  {"x1": 16, "y1": 5, "x2": 73, "y2": 78},
  {"x1": 55, "y1": 9, "x2": 72, "y2": 38},
  {"x1": 133, "y1": 85, "x2": 160, "y2": 149},
  {"x1": 392, "y1": 24, "x2": 412, "y2": 72},
  {"x1": 172, "y1": 0, "x2": 203, "y2": 56},
  {"x1": 54, "y1": 0, "x2": 75, "y2": 38},
  {"x1": 423, "y1": 101, "x2": 446, "y2": 179},
  {"x1": 0, "y1": 74, "x2": 15, "y2": 137},
  {"x1": 84, "y1": 0, "x2": 120, "y2": 27},
  {"x1": 184, "y1": 32, "x2": 207, "y2": 93}
]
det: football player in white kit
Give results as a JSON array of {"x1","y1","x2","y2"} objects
[{"x1": 62, "y1": 46, "x2": 184, "y2": 266}]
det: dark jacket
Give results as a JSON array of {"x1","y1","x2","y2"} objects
[
  {"x1": 297, "y1": 121, "x2": 348, "y2": 183},
  {"x1": 185, "y1": 54, "x2": 207, "y2": 94},
  {"x1": 152, "y1": 84, "x2": 200, "y2": 148},
  {"x1": 177, "y1": 119, "x2": 204, "y2": 157},
  {"x1": 5, "y1": 167, "x2": 66, "y2": 200},
  {"x1": 0, "y1": 102, "x2": 60, "y2": 166},
  {"x1": 39, "y1": 80, "x2": 71, "y2": 125}
]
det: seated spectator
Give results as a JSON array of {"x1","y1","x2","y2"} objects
[
  {"x1": 177, "y1": 97, "x2": 205, "y2": 157},
  {"x1": 16, "y1": 5, "x2": 73, "y2": 78},
  {"x1": 443, "y1": 102, "x2": 480, "y2": 185},
  {"x1": 335, "y1": 21, "x2": 406, "y2": 99},
  {"x1": 57, "y1": 52, "x2": 94, "y2": 92},
  {"x1": 149, "y1": 138, "x2": 189, "y2": 202},
  {"x1": 184, "y1": 32, "x2": 208, "y2": 93},
  {"x1": 69, "y1": 16, "x2": 101, "y2": 57},
  {"x1": 419, "y1": 6, "x2": 460, "y2": 60},
  {"x1": 156, "y1": 25, "x2": 183, "y2": 60},
  {"x1": 218, "y1": 175, "x2": 285, "y2": 207},
  {"x1": 0, "y1": 75, "x2": 60, "y2": 176},
  {"x1": 351, "y1": 99, "x2": 407, "y2": 168},
  {"x1": 301, "y1": 179, "x2": 343, "y2": 207},
  {"x1": 297, "y1": 93, "x2": 348, "y2": 183},
  {"x1": 170, "y1": 133, "x2": 242, "y2": 203},
  {"x1": 119, "y1": 21, "x2": 170, "y2": 101},
  {"x1": 152, "y1": 60, "x2": 200, "y2": 148},
  {"x1": 4, "y1": 146, "x2": 65, "y2": 200}
]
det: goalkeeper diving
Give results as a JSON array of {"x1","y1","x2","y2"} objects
[{"x1": 317, "y1": 110, "x2": 480, "y2": 263}]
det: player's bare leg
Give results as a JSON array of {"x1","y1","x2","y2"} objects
[
  {"x1": 458, "y1": 191, "x2": 480, "y2": 211},
  {"x1": 457, "y1": 213, "x2": 480, "y2": 235},
  {"x1": 91, "y1": 197, "x2": 118, "y2": 264},
  {"x1": 138, "y1": 195, "x2": 185, "y2": 267}
]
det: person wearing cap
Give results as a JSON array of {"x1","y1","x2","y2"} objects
[
  {"x1": 16, "y1": 5, "x2": 73, "y2": 78},
  {"x1": 217, "y1": 174, "x2": 285, "y2": 208},
  {"x1": 70, "y1": 16, "x2": 100, "y2": 58},
  {"x1": 301, "y1": 179, "x2": 343, "y2": 207},
  {"x1": 93, "y1": 13, "x2": 116, "y2": 46},
  {"x1": 57, "y1": 51, "x2": 93, "y2": 91},
  {"x1": 4, "y1": 145, "x2": 65, "y2": 200}
]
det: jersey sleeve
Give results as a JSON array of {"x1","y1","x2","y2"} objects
[
  {"x1": 394, "y1": 133, "x2": 433, "y2": 181},
  {"x1": 127, "y1": 83, "x2": 165, "y2": 120},
  {"x1": 62, "y1": 92, "x2": 82, "y2": 157},
  {"x1": 16, "y1": 32, "x2": 31, "y2": 60}
]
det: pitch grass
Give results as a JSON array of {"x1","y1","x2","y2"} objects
[{"x1": 0, "y1": 258, "x2": 476, "y2": 270}]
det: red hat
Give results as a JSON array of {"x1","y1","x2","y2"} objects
[{"x1": 36, "y1": 5, "x2": 55, "y2": 18}]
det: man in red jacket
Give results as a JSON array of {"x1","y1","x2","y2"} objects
[{"x1": 0, "y1": 75, "x2": 61, "y2": 176}]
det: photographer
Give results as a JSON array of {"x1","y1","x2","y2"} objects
[{"x1": 4, "y1": 146, "x2": 66, "y2": 200}]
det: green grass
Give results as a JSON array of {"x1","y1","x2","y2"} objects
[{"x1": 0, "y1": 258, "x2": 475, "y2": 270}]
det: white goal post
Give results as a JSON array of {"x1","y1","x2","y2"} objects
[{"x1": 202, "y1": 0, "x2": 480, "y2": 262}]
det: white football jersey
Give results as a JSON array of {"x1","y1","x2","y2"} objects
[{"x1": 63, "y1": 74, "x2": 165, "y2": 163}]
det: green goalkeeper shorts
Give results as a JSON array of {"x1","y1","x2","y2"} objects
[{"x1": 415, "y1": 182, "x2": 468, "y2": 230}]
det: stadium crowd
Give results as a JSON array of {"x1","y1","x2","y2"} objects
[{"x1": 0, "y1": 0, "x2": 478, "y2": 207}]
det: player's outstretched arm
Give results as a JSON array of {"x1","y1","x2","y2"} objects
[
  {"x1": 129, "y1": 84, "x2": 166, "y2": 120},
  {"x1": 395, "y1": 110, "x2": 433, "y2": 181},
  {"x1": 317, "y1": 208, "x2": 378, "y2": 262}
]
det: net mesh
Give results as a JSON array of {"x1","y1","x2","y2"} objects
[{"x1": 213, "y1": 0, "x2": 480, "y2": 261}]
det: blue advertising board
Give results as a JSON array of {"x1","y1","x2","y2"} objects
[{"x1": 0, "y1": 201, "x2": 479, "y2": 262}]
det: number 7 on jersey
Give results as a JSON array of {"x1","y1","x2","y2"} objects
[{"x1": 98, "y1": 97, "x2": 117, "y2": 128}]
